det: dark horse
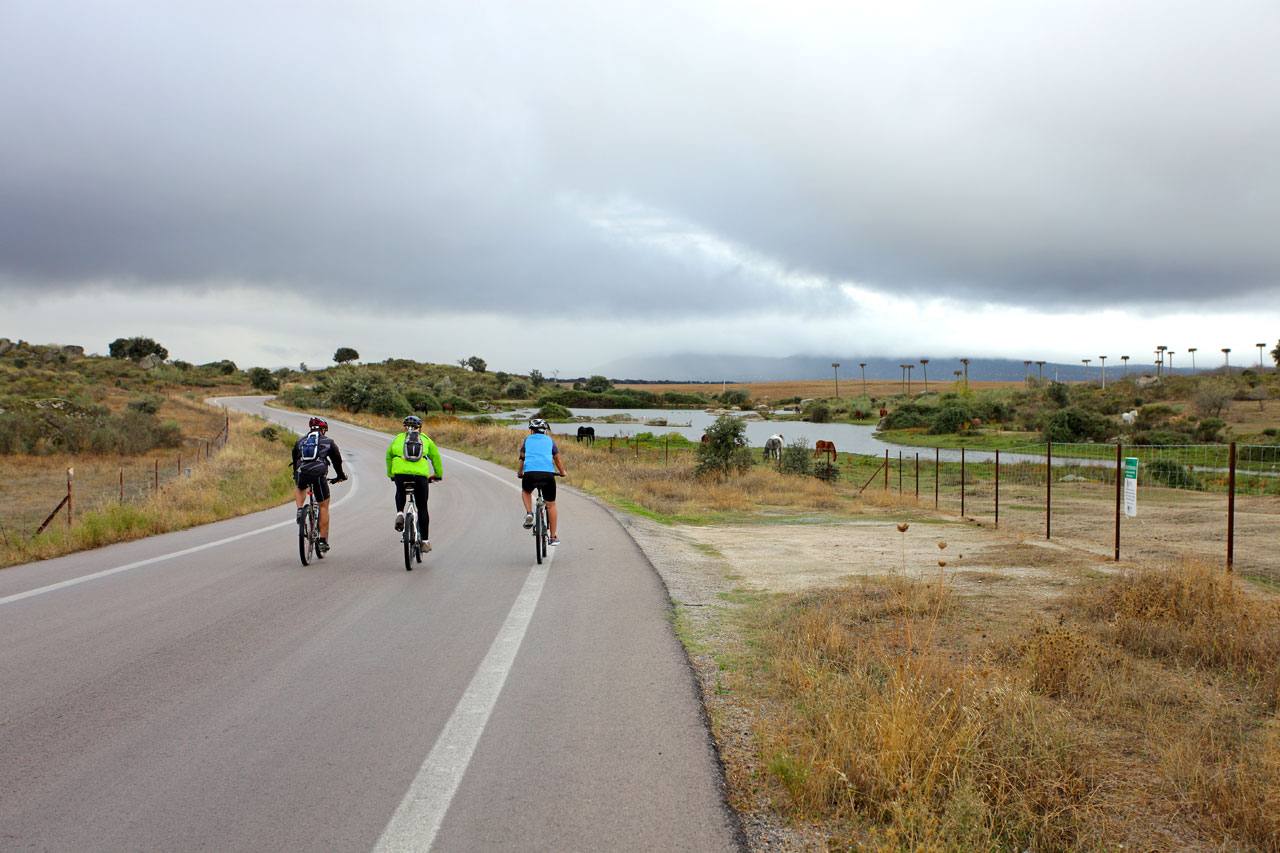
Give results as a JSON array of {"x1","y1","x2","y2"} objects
[{"x1": 576, "y1": 425, "x2": 596, "y2": 444}]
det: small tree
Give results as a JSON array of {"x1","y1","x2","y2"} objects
[
  {"x1": 778, "y1": 439, "x2": 813, "y2": 476},
  {"x1": 529, "y1": 368, "x2": 546, "y2": 388},
  {"x1": 696, "y1": 415, "x2": 752, "y2": 477},
  {"x1": 1193, "y1": 382, "x2": 1234, "y2": 418},
  {"x1": 108, "y1": 336, "x2": 168, "y2": 361},
  {"x1": 584, "y1": 374, "x2": 613, "y2": 393},
  {"x1": 1271, "y1": 339, "x2": 1280, "y2": 368},
  {"x1": 333, "y1": 347, "x2": 359, "y2": 364},
  {"x1": 466, "y1": 356, "x2": 487, "y2": 373}
]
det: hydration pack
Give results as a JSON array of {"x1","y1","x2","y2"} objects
[
  {"x1": 300, "y1": 430, "x2": 321, "y2": 463},
  {"x1": 402, "y1": 429, "x2": 424, "y2": 463}
]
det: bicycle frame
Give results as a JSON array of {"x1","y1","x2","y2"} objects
[{"x1": 402, "y1": 491, "x2": 422, "y2": 571}]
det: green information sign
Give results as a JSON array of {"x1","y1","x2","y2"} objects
[{"x1": 1123, "y1": 457, "x2": 1138, "y2": 517}]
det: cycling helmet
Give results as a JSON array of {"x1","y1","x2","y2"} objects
[
  {"x1": 528, "y1": 417, "x2": 549, "y2": 433},
  {"x1": 403, "y1": 415, "x2": 422, "y2": 429},
  {"x1": 308, "y1": 416, "x2": 328, "y2": 431}
]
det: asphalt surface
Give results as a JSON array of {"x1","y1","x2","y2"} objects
[{"x1": 0, "y1": 397, "x2": 741, "y2": 852}]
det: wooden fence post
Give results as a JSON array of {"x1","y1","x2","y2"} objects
[
  {"x1": 66, "y1": 467, "x2": 74, "y2": 530},
  {"x1": 898, "y1": 451, "x2": 903, "y2": 493},
  {"x1": 934, "y1": 447, "x2": 939, "y2": 509},
  {"x1": 1227, "y1": 441, "x2": 1236, "y2": 571},
  {"x1": 154, "y1": 458, "x2": 159, "y2": 491},
  {"x1": 914, "y1": 453, "x2": 919, "y2": 499},
  {"x1": 995, "y1": 449, "x2": 1000, "y2": 529},
  {"x1": 1046, "y1": 439, "x2": 1053, "y2": 540},
  {"x1": 883, "y1": 449, "x2": 889, "y2": 490},
  {"x1": 120, "y1": 469, "x2": 125, "y2": 503},
  {"x1": 960, "y1": 448, "x2": 966, "y2": 518}
]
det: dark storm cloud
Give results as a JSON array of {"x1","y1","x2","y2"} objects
[{"x1": 2, "y1": 1, "x2": 1279, "y2": 316}]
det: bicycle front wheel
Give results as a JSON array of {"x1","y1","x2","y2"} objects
[{"x1": 404, "y1": 512, "x2": 415, "y2": 571}]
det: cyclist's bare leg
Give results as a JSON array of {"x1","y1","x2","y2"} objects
[
  {"x1": 521, "y1": 490, "x2": 533, "y2": 514},
  {"x1": 547, "y1": 501, "x2": 558, "y2": 538},
  {"x1": 294, "y1": 486, "x2": 308, "y2": 508},
  {"x1": 318, "y1": 499, "x2": 330, "y2": 538}
]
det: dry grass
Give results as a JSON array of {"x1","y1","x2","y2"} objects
[
  {"x1": 0, "y1": 412, "x2": 295, "y2": 568},
  {"x1": 724, "y1": 560, "x2": 1280, "y2": 849}
]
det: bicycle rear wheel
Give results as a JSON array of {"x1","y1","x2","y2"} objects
[
  {"x1": 299, "y1": 506, "x2": 313, "y2": 566},
  {"x1": 313, "y1": 506, "x2": 325, "y2": 560},
  {"x1": 533, "y1": 504, "x2": 544, "y2": 565},
  {"x1": 404, "y1": 511, "x2": 415, "y2": 571}
]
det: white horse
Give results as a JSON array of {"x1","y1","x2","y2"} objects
[{"x1": 763, "y1": 434, "x2": 784, "y2": 461}]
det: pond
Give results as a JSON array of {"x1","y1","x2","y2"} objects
[{"x1": 491, "y1": 407, "x2": 1047, "y2": 465}]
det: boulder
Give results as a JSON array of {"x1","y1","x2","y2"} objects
[
  {"x1": 139, "y1": 353, "x2": 164, "y2": 370},
  {"x1": 0, "y1": 338, "x2": 12, "y2": 355}
]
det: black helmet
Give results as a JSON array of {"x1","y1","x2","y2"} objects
[
  {"x1": 403, "y1": 415, "x2": 422, "y2": 429},
  {"x1": 528, "y1": 417, "x2": 549, "y2": 432}
]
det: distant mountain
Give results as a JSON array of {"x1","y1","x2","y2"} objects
[{"x1": 597, "y1": 353, "x2": 1174, "y2": 383}]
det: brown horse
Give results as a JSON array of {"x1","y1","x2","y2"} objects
[
  {"x1": 813, "y1": 440, "x2": 837, "y2": 462},
  {"x1": 442, "y1": 402, "x2": 455, "y2": 414}
]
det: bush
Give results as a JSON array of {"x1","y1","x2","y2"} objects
[
  {"x1": 1194, "y1": 418, "x2": 1226, "y2": 442},
  {"x1": 1044, "y1": 406, "x2": 1115, "y2": 443},
  {"x1": 881, "y1": 403, "x2": 932, "y2": 430},
  {"x1": 277, "y1": 386, "x2": 321, "y2": 409},
  {"x1": 696, "y1": 415, "x2": 752, "y2": 477},
  {"x1": 406, "y1": 389, "x2": 443, "y2": 412},
  {"x1": 1047, "y1": 382, "x2": 1070, "y2": 407},
  {"x1": 504, "y1": 381, "x2": 529, "y2": 398},
  {"x1": 327, "y1": 373, "x2": 411, "y2": 417},
  {"x1": 719, "y1": 389, "x2": 750, "y2": 407},
  {"x1": 126, "y1": 397, "x2": 161, "y2": 415},
  {"x1": 1147, "y1": 458, "x2": 1203, "y2": 490},
  {"x1": 108, "y1": 336, "x2": 168, "y2": 362},
  {"x1": 929, "y1": 403, "x2": 972, "y2": 435},
  {"x1": 247, "y1": 367, "x2": 279, "y2": 392},
  {"x1": 807, "y1": 403, "x2": 831, "y2": 423},
  {"x1": 778, "y1": 439, "x2": 813, "y2": 476},
  {"x1": 440, "y1": 394, "x2": 479, "y2": 413},
  {"x1": 1194, "y1": 382, "x2": 1234, "y2": 418},
  {"x1": 536, "y1": 401, "x2": 572, "y2": 421}
]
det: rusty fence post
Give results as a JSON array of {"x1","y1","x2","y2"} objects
[
  {"x1": 995, "y1": 449, "x2": 1000, "y2": 528},
  {"x1": 1227, "y1": 441, "x2": 1236, "y2": 571},
  {"x1": 898, "y1": 451, "x2": 903, "y2": 494},
  {"x1": 934, "y1": 447, "x2": 939, "y2": 509},
  {"x1": 914, "y1": 453, "x2": 919, "y2": 499},
  {"x1": 154, "y1": 458, "x2": 160, "y2": 491},
  {"x1": 1046, "y1": 439, "x2": 1053, "y2": 540},
  {"x1": 66, "y1": 467, "x2": 74, "y2": 530},
  {"x1": 1114, "y1": 442, "x2": 1122, "y2": 561},
  {"x1": 960, "y1": 448, "x2": 966, "y2": 518},
  {"x1": 883, "y1": 449, "x2": 889, "y2": 490}
]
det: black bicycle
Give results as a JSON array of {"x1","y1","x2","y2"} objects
[
  {"x1": 298, "y1": 477, "x2": 342, "y2": 566},
  {"x1": 530, "y1": 474, "x2": 563, "y2": 565}
]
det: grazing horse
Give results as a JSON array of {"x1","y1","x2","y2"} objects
[
  {"x1": 576, "y1": 425, "x2": 596, "y2": 444},
  {"x1": 763, "y1": 434, "x2": 784, "y2": 461},
  {"x1": 813, "y1": 440, "x2": 837, "y2": 462},
  {"x1": 442, "y1": 402, "x2": 455, "y2": 415}
]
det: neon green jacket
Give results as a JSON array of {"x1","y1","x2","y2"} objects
[{"x1": 386, "y1": 431, "x2": 443, "y2": 479}]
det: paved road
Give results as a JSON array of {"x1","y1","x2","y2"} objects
[{"x1": 0, "y1": 398, "x2": 741, "y2": 852}]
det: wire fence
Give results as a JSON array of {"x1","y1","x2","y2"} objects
[
  {"x1": 2, "y1": 415, "x2": 232, "y2": 539},
  {"x1": 569, "y1": 433, "x2": 1279, "y2": 581}
]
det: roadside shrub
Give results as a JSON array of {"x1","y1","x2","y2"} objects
[
  {"x1": 406, "y1": 389, "x2": 443, "y2": 412},
  {"x1": 202, "y1": 359, "x2": 238, "y2": 375},
  {"x1": 126, "y1": 397, "x2": 161, "y2": 415},
  {"x1": 1147, "y1": 458, "x2": 1203, "y2": 490},
  {"x1": 778, "y1": 439, "x2": 813, "y2": 476},
  {"x1": 535, "y1": 401, "x2": 572, "y2": 421},
  {"x1": 277, "y1": 386, "x2": 320, "y2": 409},
  {"x1": 1043, "y1": 406, "x2": 1114, "y2": 442},
  {"x1": 247, "y1": 367, "x2": 279, "y2": 392},
  {"x1": 440, "y1": 394, "x2": 479, "y2": 413},
  {"x1": 696, "y1": 415, "x2": 752, "y2": 477}
]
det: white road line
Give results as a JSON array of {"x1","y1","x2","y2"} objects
[
  {"x1": 0, "y1": 475, "x2": 361, "y2": 607},
  {"x1": 373, "y1": 548, "x2": 554, "y2": 853}
]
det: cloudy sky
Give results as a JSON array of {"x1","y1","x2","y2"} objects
[{"x1": 4, "y1": 1, "x2": 1279, "y2": 374}]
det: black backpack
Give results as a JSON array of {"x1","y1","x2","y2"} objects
[
  {"x1": 402, "y1": 429, "x2": 424, "y2": 463},
  {"x1": 300, "y1": 430, "x2": 321, "y2": 463}
]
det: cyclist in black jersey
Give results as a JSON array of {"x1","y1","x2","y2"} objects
[{"x1": 292, "y1": 416, "x2": 347, "y2": 553}]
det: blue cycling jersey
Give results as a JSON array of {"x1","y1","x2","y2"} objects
[{"x1": 521, "y1": 433, "x2": 557, "y2": 473}]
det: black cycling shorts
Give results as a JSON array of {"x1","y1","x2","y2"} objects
[
  {"x1": 295, "y1": 471, "x2": 331, "y2": 502},
  {"x1": 521, "y1": 472, "x2": 556, "y2": 501}
]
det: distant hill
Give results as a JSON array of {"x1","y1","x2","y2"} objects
[{"x1": 596, "y1": 353, "x2": 1181, "y2": 383}]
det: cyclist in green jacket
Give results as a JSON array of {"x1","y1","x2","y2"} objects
[{"x1": 386, "y1": 415, "x2": 443, "y2": 551}]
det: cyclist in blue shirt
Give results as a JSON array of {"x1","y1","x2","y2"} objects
[{"x1": 518, "y1": 417, "x2": 567, "y2": 545}]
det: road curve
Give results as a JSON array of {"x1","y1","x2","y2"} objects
[{"x1": 0, "y1": 397, "x2": 741, "y2": 852}]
